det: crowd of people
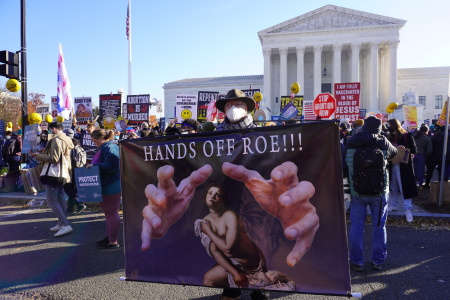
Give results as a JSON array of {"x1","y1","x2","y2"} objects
[{"x1": 1, "y1": 88, "x2": 449, "y2": 299}]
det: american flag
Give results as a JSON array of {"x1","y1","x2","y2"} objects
[
  {"x1": 56, "y1": 43, "x2": 72, "y2": 120},
  {"x1": 303, "y1": 100, "x2": 316, "y2": 120},
  {"x1": 126, "y1": 2, "x2": 130, "y2": 40}
]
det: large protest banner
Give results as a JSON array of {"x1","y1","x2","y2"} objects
[
  {"x1": 334, "y1": 82, "x2": 361, "y2": 122},
  {"x1": 197, "y1": 91, "x2": 219, "y2": 122},
  {"x1": 74, "y1": 97, "x2": 93, "y2": 125},
  {"x1": 280, "y1": 96, "x2": 303, "y2": 119},
  {"x1": 120, "y1": 122, "x2": 351, "y2": 296},
  {"x1": 126, "y1": 94, "x2": 150, "y2": 126},
  {"x1": 99, "y1": 94, "x2": 122, "y2": 126}
]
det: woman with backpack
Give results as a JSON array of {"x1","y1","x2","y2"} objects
[
  {"x1": 86, "y1": 129, "x2": 121, "y2": 250},
  {"x1": 386, "y1": 119, "x2": 418, "y2": 222}
]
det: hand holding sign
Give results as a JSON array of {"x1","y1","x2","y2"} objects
[
  {"x1": 141, "y1": 164, "x2": 213, "y2": 251},
  {"x1": 222, "y1": 161, "x2": 319, "y2": 267}
]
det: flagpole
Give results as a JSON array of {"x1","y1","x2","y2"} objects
[{"x1": 127, "y1": 0, "x2": 132, "y2": 95}]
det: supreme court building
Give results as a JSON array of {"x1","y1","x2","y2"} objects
[{"x1": 163, "y1": 5, "x2": 450, "y2": 122}]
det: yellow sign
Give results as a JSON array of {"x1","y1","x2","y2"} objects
[
  {"x1": 253, "y1": 91, "x2": 263, "y2": 102},
  {"x1": 6, "y1": 79, "x2": 21, "y2": 92},
  {"x1": 28, "y1": 112, "x2": 43, "y2": 124},
  {"x1": 290, "y1": 82, "x2": 300, "y2": 94},
  {"x1": 403, "y1": 105, "x2": 418, "y2": 129},
  {"x1": 181, "y1": 109, "x2": 192, "y2": 120},
  {"x1": 437, "y1": 101, "x2": 448, "y2": 126}
]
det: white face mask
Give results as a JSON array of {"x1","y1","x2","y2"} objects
[{"x1": 226, "y1": 106, "x2": 247, "y2": 122}]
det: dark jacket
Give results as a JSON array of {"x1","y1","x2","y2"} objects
[
  {"x1": 344, "y1": 132, "x2": 397, "y2": 197},
  {"x1": 388, "y1": 132, "x2": 418, "y2": 199},
  {"x1": 97, "y1": 141, "x2": 121, "y2": 195},
  {"x1": 430, "y1": 131, "x2": 450, "y2": 162}
]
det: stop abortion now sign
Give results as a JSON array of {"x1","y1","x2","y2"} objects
[{"x1": 313, "y1": 93, "x2": 336, "y2": 119}]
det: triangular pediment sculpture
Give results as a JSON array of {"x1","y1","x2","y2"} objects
[{"x1": 259, "y1": 5, "x2": 406, "y2": 35}]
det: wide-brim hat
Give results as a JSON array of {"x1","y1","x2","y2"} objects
[{"x1": 216, "y1": 89, "x2": 255, "y2": 113}]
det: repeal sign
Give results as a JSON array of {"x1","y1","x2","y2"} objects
[{"x1": 313, "y1": 93, "x2": 336, "y2": 119}]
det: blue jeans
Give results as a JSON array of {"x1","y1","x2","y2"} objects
[
  {"x1": 45, "y1": 185, "x2": 69, "y2": 227},
  {"x1": 390, "y1": 163, "x2": 412, "y2": 210},
  {"x1": 349, "y1": 195, "x2": 388, "y2": 265}
]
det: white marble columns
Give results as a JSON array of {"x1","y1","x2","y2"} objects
[
  {"x1": 333, "y1": 44, "x2": 343, "y2": 89},
  {"x1": 279, "y1": 47, "x2": 289, "y2": 98},
  {"x1": 263, "y1": 48, "x2": 271, "y2": 107},
  {"x1": 262, "y1": 40, "x2": 398, "y2": 113},
  {"x1": 350, "y1": 43, "x2": 361, "y2": 83},
  {"x1": 296, "y1": 46, "x2": 305, "y2": 95},
  {"x1": 313, "y1": 45, "x2": 323, "y2": 97},
  {"x1": 369, "y1": 42, "x2": 379, "y2": 111}
]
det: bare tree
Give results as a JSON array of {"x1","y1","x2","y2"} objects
[
  {"x1": 0, "y1": 88, "x2": 23, "y2": 126},
  {"x1": 27, "y1": 92, "x2": 45, "y2": 114}
]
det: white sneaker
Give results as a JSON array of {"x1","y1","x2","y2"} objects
[
  {"x1": 50, "y1": 224, "x2": 62, "y2": 232},
  {"x1": 54, "y1": 225, "x2": 73, "y2": 237},
  {"x1": 387, "y1": 206, "x2": 397, "y2": 212},
  {"x1": 405, "y1": 210, "x2": 413, "y2": 222}
]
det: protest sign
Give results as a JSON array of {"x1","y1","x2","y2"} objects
[
  {"x1": 74, "y1": 166, "x2": 102, "y2": 202},
  {"x1": 79, "y1": 132, "x2": 97, "y2": 161},
  {"x1": 120, "y1": 122, "x2": 351, "y2": 296},
  {"x1": 280, "y1": 96, "x2": 303, "y2": 119},
  {"x1": 99, "y1": 94, "x2": 122, "y2": 126},
  {"x1": 74, "y1": 97, "x2": 93, "y2": 125},
  {"x1": 334, "y1": 82, "x2": 360, "y2": 122},
  {"x1": 277, "y1": 102, "x2": 300, "y2": 125},
  {"x1": 175, "y1": 94, "x2": 198, "y2": 121},
  {"x1": 403, "y1": 105, "x2": 418, "y2": 129},
  {"x1": 22, "y1": 123, "x2": 38, "y2": 153},
  {"x1": 126, "y1": 94, "x2": 150, "y2": 126},
  {"x1": 0, "y1": 121, "x2": 4, "y2": 136},
  {"x1": 197, "y1": 91, "x2": 219, "y2": 122}
]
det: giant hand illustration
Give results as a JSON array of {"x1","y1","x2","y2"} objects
[
  {"x1": 222, "y1": 161, "x2": 318, "y2": 267},
  {"x1": 141, "y1": 164, "x2": 213, "y2": 251}
]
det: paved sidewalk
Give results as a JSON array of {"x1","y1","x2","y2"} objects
[{"x1": 2, "y1": 190, "x2": 450, "y2": 220}]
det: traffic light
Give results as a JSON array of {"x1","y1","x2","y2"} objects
[{"x1": 0, "y1": 50, "x2": 19, "y2": 79}]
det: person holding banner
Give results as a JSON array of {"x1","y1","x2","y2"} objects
[
  {"x1": 86, "y1": 129, "x2": 121, "y2": 250},
  {"x1": 141, "y1": 89, "x2": 319, "y2": 300},
  {"x1": 215, "y1": 89, "x2": 257, "y2": 131}
]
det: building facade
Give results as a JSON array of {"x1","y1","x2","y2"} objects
[{"x1": 163, "y1": 5, "x2": 449, "y2": 122}]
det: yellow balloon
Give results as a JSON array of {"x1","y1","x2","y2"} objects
[
  {"x1": 386, "y1": 108, "x2": 394, "y2": 114},
  {"x1": 45, "y1": 114, "x2": 53, "y2": 123},
  {"x1": 290, "y1": 82, "x2": 300, "y2": 94},
  {"x1": 6, "y1": 79, "x2": 21, "y2": 93},
  {"x1": 7, "y1": 122, "x2": 12, "y2": 128},
  {"x1": 56, "y1": 116, "x2": 65, "y2": 123},
  {"x1": 28, "y1": 112, "x2": 43, "y2": 124},
  {"x1": 387, "y1": 102, "x2": 398, "y2": 110},
  {"x1": 253, "y1": 91, "x2": 263, "y2": 102}
]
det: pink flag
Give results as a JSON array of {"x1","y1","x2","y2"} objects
[
  {"x1": 57, "y1": 43, "x2": 72, "y2": 120},
  {"x1": 126, "y1": 2, "x2": 130, "y2": 40}
]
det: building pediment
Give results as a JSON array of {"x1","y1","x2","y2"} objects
[{"x1": 258, "y1": 5, "x2": 406, "y2": 36}]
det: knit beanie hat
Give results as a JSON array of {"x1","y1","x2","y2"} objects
[{"x1": 361, "y1": 116, "x2": 382, "y2": 134}]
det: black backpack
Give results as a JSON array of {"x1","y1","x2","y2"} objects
[
  {"x1": 2, "y1": 138, "x2": 16, "y2": 156},
  {"x1": 353, "y1": 138, "x2": 386, "y2": 195}
]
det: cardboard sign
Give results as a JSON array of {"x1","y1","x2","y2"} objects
[{"x1": 389, "y1": 147, "x2": 410, "y2": 164}]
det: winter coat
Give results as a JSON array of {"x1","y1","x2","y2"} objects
[
  {"x1": 429, "y1": 131, "x2": 450, "y2": 163},
  {"x1": 97, "y1": 141, "x2": 121, "y2": 195},
  {"x1": 35, "y1": 132, "x2": 74, "y2": 183},
  {"x1": 344, "y1": 132, "x2": 397, "y2": 197},
  {"x1": 413, "y1": 134, "x2": 432, "y2": 157},
  {"x1": 388, "y1": 132, "x2": 418, "y2": 199}
]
